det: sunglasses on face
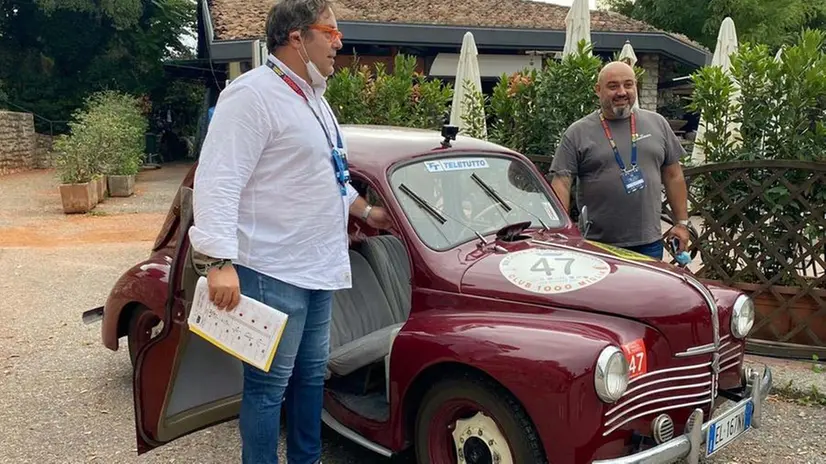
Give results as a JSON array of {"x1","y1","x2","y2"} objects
[{"x1": 308, "y1": 24, "x2": 343, "y2": 41}]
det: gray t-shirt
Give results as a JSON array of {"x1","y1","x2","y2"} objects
[{"x1": 550, "y1": 109, "x2": 685, "y2": 247}]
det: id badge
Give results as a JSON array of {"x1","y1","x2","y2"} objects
[{"x1": 620, "y1": 166, "x2": 646, "y2": 194}]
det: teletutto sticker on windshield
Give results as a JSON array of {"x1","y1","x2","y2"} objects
[
  {"x1": 424, "y1": 158, "x2": 489, "y2": 172},
  {"x1": 498, "y1": 249, "x2": 611, "y2": 294}
]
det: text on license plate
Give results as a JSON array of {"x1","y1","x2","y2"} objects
[{"x1": 706, "y1": 400, "x2": 754, "y2": 457}]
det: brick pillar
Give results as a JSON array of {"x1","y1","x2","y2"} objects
[{"x1": 637, "y1": 54, "x2": 660, "y2": 111}]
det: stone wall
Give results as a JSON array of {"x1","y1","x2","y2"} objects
[
  {"x1": 34, "y1": 133, "x2": 55, "y2": 168},
  {"x1": 0, "y1": 111, "x2": 37, "y2": 175},
  {"x1": 637, "y1": 54, "x2": 660, "y2": 111}
]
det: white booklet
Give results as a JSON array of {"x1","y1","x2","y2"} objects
[{"x1": 187, "y1": 276, "x2": 289, "y2": 371}]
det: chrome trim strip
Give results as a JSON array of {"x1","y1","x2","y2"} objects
[
  {"x1": 675, "y1": 343, "x2": 716, "y2": 357},
  {"x1": 677, "y1": 336, "x2": 731, "y2": 358},
  {"x1": 604, "y1": 391, "x2": 711, "y2": 427},
  {"x1": 629, "y1": 361, "x2": 711, "y2": 384},
  {"x1": 720, "y1": 359, "x2": 740, "y2": 373},
  {"x1": 720, "y1": 344, "x2": 740, "y2": 359},
  {"x1": 321, "y1": 410, "x2": 393, "y2": 457},
  {"x1": 606, "y1": 381, "x2": 711, "y2": 417},
  {"x1": 623, "y1": 372, "x2": 711, "y2": 397},
  {"x1": 602, "y1": 398, "x2": 712, "y2": 436}
]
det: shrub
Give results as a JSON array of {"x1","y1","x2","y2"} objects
[
  {"x1": 686, "y1": 29, "x2": 826, "y2": 286},
  {"x1": 326, "y1": 54, "x2": 453, "y2": 130},
  {"x1": 487, "y1": 41, "x2": 603, "y2": 157},
  {"x1": 53, "y1": 90, "x2": 148, "y2": 183}
]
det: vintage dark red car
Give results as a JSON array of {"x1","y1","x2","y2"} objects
[{"x1": 84, "y1": 124, "x2": 773, "y2": 464}]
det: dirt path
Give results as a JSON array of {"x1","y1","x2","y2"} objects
[{"x1": 0, "y1": 163, "x2": 192, "y2": 247}]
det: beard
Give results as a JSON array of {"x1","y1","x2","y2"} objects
[{"x1": 611, "y1": 104, "x2": 632, "y2": 119}]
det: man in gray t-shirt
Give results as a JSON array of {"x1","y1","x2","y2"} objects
[{"x1": 550, "y1": 61, "x2": 691, "y2": 259}]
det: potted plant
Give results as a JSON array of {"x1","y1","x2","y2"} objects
[
  {"x1": 53, "y1": 133, "x2": 96, "y2": 214},
  {"x1": 107, "y1": 152, "x2": 141, "y2": 197}
]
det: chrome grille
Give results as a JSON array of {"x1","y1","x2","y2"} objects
[
  {"x1": 600, "y1": 335, "x2": 745, "y2": 437},
  {"x1": 602, "y1": 359, "x2": 713, "y2": 436}
]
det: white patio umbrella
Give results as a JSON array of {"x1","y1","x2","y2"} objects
[
  {"x1": 563, "y1": 0, "x2": 591, "y2": 57},
  {"x1": 692, "y1": 16, "x2": 740, "y2": 164},
  {"x1": 618, "y1": 40, "x2": 640, "y2": 111},
  {"x1": 449, "y1": 31, "x2": 487, "y2": 139}
]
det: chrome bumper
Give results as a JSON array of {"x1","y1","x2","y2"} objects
[{"x1": 593, "y1": 365, "x2": 773, "y2": 464}]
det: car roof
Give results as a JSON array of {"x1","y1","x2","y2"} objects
[{"x1": 341, "y1": 125, "x2": 520, "y2": 176}]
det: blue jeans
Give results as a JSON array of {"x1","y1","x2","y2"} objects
[
  {"x1": 236, "y1": 264, "x2": 333, "y2": 464},
  {"x1": 623, "y1": 240, "x2": 664, "y2": 260}
]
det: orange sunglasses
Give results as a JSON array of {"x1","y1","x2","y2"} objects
[{"x1": 309, "y1": 24, "x2": 343, "y2": 41}]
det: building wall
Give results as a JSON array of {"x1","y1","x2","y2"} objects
[
  {"x1": 637, "y1": 53, "x2": 660, "y2": 111},
  {"x1": 0, "y1": 111, "x2": 37, "y2": 175}
]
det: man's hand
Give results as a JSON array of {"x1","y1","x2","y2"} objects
[
  {"x1": 207, "y1": 265, "x2": 240, "y2": 311},
  {"x1": 666, "y1": 224, "x2": 691, "y2": 253},
  {"x1": 366, "y1": 206, "x2": 393, "y2": 230}
]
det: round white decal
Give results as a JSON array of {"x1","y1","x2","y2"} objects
[{"x1": 499, "y1": 249, "x2": 611, "y2": 294}]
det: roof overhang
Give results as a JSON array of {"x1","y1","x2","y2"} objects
[{"x1": 201, "y1": 3, "x2": 710, "y2": 69}]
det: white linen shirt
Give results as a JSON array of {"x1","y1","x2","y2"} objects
[{"x1": 189, "y1": 55, "x2": 359, "y2": 290}]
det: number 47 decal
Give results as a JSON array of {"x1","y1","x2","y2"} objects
[
  {"x1": 530, "y1": 257, "x2": 575, "y2": 276},
  {"x1": 621, "y1": 339, "x2": 648, "y2": 379}
]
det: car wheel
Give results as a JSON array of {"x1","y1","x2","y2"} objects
[
  {"x1": 414, "y1": 371, "x2": 547, "y2": 464},
  {"x1": 127, "y1": 306, "x2": 161, "y2": 367}
]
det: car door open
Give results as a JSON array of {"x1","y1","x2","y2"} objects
[{"x1": 132, "y1": 186, "x2": 244, "y2": 454}]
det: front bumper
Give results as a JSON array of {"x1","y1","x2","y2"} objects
[{"x1": 593, "y1": 365, "x2": 773, "y2": 464}]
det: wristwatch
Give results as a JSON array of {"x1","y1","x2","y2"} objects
[
  {"x1": 191, "y1": 250, "x2": 233, "y2": 276},
  {"x1": 361, "y1": 204, "x2": 373, "y2": 221},
  {"x1": 676, "y1": 219, "x2": 690, "y2": 228}
]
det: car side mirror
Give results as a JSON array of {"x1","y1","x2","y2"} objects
[{"x1": 578, "y1": 205, "x2": 592, "y2": 238}]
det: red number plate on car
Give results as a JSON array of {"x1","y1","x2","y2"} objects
[{"x1": 622, "y1": 339, "x2": 648, "y2": 379}]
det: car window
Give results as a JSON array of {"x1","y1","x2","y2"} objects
[{"x1": 388, "y1": 154, "x2": 564, "y2": 250}]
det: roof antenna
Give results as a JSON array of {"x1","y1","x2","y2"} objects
[{"x1": 441, "y1": 124, "x2": 458, "y2": 148}]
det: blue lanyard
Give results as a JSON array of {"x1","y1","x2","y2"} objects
[{"x1": 599, "y1": 111, "x2": 637, "y2": 171}]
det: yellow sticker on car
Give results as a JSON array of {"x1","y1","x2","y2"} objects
[{"x1": 586, "y1": 240, "x2": 656, "y2": 262}]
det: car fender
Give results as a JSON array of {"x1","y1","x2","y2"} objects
[
  {"x1": 388, "y1": 309, "x2": 655, "y2": 461},
  {"x1": 101, "y1": 252, "x2": 173, "y2": 350}
]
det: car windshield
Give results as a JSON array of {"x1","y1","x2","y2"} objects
[{"x1": 388, "y1": 154, "x2": 565, "y2": 250}]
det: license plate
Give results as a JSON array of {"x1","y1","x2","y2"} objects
[{"x1": 706, "y1": 400, "x2": 753, "y2": 457}]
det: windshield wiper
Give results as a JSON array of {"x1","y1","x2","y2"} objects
[
  {"x1": 398, "y1": 183, "x2": 446, "y2": 224},
  {"x1": 471, "y1": 173, "x2": 512, "y2": 213},
  {"x1": 398, "y1": 183, "x2": 496, "y2": 248},
  {"x1": 470, "y1": 173, "x2": 549, "y2": 231}
]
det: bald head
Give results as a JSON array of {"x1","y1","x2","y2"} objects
[{"x1": 596, "y1": 61, "x2": 637, "y2": 119}]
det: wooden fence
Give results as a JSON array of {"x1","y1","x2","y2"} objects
[{"x1": 663, "y1": 160, "x2": 826, "y2": 359}]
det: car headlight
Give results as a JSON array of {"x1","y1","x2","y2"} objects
[
  {"x1": 595, "y1": 346, "x2": 630, "y2": 403},
  {"x1": 731, "y1": 294, "x2": 755, "y2": 339}
]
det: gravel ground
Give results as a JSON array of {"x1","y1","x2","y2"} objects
[{"x1": 1, "y1": 166, "x2": 824, "y2": 464}]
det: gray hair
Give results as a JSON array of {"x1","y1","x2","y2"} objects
[{"x1": 265, "y1": 0, "x2": 333, "y2": 52}]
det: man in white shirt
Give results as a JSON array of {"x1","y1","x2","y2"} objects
[{"x1": 188, "y1": 1, "x2": 392, "y2": 462}]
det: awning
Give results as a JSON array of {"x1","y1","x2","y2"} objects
[{"x1": 428, "y1": 53, "x2": 542, "y2": 78}]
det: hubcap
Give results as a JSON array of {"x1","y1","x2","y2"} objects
[{"x1": 451, "y1": 412, "x2": 513, "y2": 464}]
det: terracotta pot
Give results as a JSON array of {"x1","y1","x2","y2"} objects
[
  {"x1": 723, "y1": 281, "x2": 826, "y2": 346},
  {"x1": 108, "y1": 174, "x2": 135, "y2": 197},
  {"x1": 59, "y1": 182, "x2": 96, "y2": 214}
]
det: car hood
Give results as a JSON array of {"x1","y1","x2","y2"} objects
[{"x1": 459, "y1": 235, "x2": 718, "y2": 352}]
